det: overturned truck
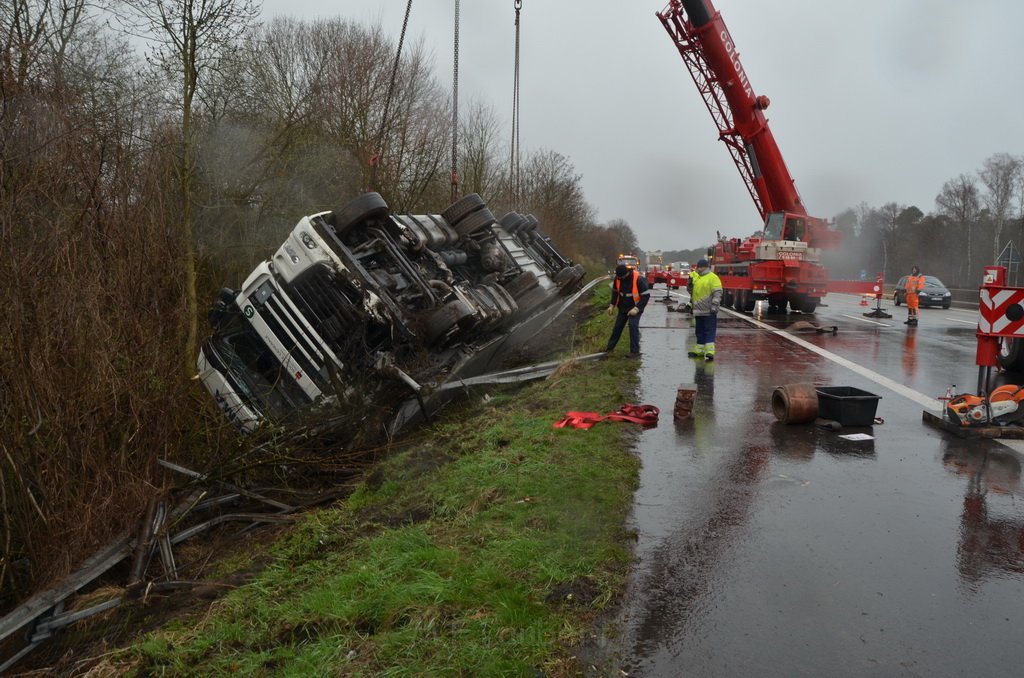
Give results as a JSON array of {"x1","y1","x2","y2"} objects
[{"x1": 197, "y1": 192, "x2": 589, "y2": 435}]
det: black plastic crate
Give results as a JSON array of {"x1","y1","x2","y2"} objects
[{"x1": 815, "y1": 386, "x2": 881, "y2": 427}]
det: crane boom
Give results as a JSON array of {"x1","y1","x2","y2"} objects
[
  {"x1": 656, "y1": 0, "x2": 864, "y2": 314},
  {"x1": 658, "y1": 0, "x2": 805, "y2": 220}
]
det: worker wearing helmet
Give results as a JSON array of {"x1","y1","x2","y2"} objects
[
  {"x1": 688, "y1": 258, "x2": 723, "y2": 361},
  {"x1": 904, "y1": 265, "x2": 925, "y2": 326},
  {"x1": 605, "y1": 264, "x2": 651, "y2": 357}
]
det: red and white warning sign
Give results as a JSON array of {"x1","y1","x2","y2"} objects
[{"x1": 978, "y1": 288, "x2": 1024, "y2": 336}]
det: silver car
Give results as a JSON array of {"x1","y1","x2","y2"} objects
[{"x1": 893, "y1": 275, "x2": 952, "y2": 309}]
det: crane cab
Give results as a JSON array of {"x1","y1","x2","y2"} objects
[{"x1": 764, "y1": 212, "x2": 806, "y2": 242}]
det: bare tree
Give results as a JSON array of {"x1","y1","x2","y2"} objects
[
  {"x1": 876, "y1": 201, "x2": 904, "y2": 281},
  {"x1": 935, "y1": 174, "x2": 980, "y2": 285},
  {"x1": 118, "y1": 0, "x2": 260, "y2": 374},
  {"x1": 605, "y1": 218, "x2": 639, "y2": 256},
  {"x1": 979, "y1": 152, "x2": 1023, "y2": 263},
  {"x1": 458, "y1": 99, "x2": 504, "y2": 201},
  {"x1": 517, "y1": 148, "x2": 594, "y2": 255}
]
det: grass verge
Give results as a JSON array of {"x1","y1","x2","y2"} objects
[{"x1": 119, "y1": 287, "x2": 640, "y2": 677}]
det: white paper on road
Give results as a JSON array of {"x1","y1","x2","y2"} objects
[{"x1": 839, "y1": 433, "x2": 874, "y2": 441}]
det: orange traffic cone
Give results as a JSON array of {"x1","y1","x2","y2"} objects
[{"x1": 860, "y1": 295, "x2": 870, "y2": 306}]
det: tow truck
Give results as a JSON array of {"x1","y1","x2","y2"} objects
[
  {"x1": 617, "y1": 253, "x2": 641, "y2": 271},
  {"x1": 658, "y1": 0, "x2": 875, "y2": 312}
]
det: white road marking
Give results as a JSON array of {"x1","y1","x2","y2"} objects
[
  {"x1": 840, "y1": 313, "x2": 892, "y2": 327},
  {"x1": 735, "y1": 312, "x2": 943, "y2": 411},
  {"x1": 945, "y1": 317, "x2": 976, "y2": 325}
]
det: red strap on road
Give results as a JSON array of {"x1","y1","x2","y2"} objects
[{"x1": 553, "y1": 404, "x2": 659, "y2": 429}]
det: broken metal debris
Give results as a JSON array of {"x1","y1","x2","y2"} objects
[{"x1": 0, "y1": 458, "x2": 342, "y2": 673}]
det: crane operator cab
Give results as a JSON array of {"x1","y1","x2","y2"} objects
[
  {"x1": 757, "y1": 211, "x2": 815, "y2": 262},
  {"x1": 764, "y1": 212, "x2": 806, "y2": 242}
]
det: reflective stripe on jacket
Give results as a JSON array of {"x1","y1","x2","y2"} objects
[
  {"x1": 610, "y1": 270, "x2": 651, "y2": 311},
  {"x1": 905, "y1": 275, "x2": 925, "y2": 295},
  {"x1": 615, "y1": 271, "x2": 640, "y2": 303},
  {"x1": 690, "y1": 270, "x2": 723, "y2": 316}
]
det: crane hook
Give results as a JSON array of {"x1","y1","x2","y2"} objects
[{"x1": 514, "y1": 0, "x2": 522, "y2": 9}]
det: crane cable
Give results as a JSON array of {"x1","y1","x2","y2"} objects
[
  {"x1": 369, "y1": 0, "x2": 413, "y2": 194},
  {"x1": 510, "y1": 0, "x2": 522, "y2": 211},
  {"x1": 450, "y1": 0, "x2": 461, "y2": 203}
]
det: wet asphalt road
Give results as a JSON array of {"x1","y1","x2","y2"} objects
[{"x1": 596, "y1": 291, "x2": 1024, "y2": 677}]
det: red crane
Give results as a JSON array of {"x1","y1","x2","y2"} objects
[{"x1": 657, "y1": 0, "x2": 858, "y2": 313}]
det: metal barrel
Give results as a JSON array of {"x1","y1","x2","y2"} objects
[{"x1": 771, "y1": 383, "x2": 819, "y2": 424}]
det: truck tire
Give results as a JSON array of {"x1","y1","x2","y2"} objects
[
  {"x1": 999, "y1": 338, "x2": 1024, "y2": 372},
  {"x1": 329, "y1": 192, "x2": 389, "y2": 235},
  {"x1": 442, "y1": 193, "x2": 486, "y2": 226},
  {"x1": 554, "y1": 264, "x2": 585, "y2": 293},
  {"x1": 498, "y1": 211, "x2": 525, "y2": 233},
  {"x1": 793, "y1": 296, "x2": 818, "y2": 314},
  {"x1": 519, "y1": 214, "x2": 539, "y2": 233},
  {"x1": 453, "y1": 206, "x2": 496, "y2": 236},
  {"x1": 422, "y1": 299, "x2": 475, "y2": 345}
]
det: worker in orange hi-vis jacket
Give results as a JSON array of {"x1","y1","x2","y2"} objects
[{"x1": 904, "y1": 265, "x2": 925, "y2": 326}]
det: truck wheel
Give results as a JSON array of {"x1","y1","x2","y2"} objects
[
  {"x1": 999, "y1": 338, "x2": 1024, "y2": 372},
  {"x1": 441, "y1": 193, "x2": 486, "y2": 226},
  {"x1": 329, "y1": 192, "x2": 389, "y2": 234},
  {"x1": 423, "y1": 299, "x2": 474, "y2": 345},
  {"x1": 554, "y1": 264, "x2": 585, "y2": 293},
  {"x1": 800, "y1": 297, "x2": 818, "y2": 313},
  {"x1": 498, "y1": 211, "x2": 525, "y2": 233},
  {"x1": 453, "y1": 206, "x2": 496, "y2": 236},
  {"x1": 519, "y1": 214, "x2": 539, "y2": 233}
]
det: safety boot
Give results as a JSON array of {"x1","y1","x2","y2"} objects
[{"x1": 704, "y1": 343, "x2": 716, "y2": 361}]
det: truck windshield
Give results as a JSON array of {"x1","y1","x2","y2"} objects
[
  {"x1": 207, "y1": 312, "x2": 312, "y2": 422},
  {"x1": 617, "y1": 256, "x2": 639, "y2": 269},
  {"x1": 764, "y1": 212, "x2": 785, "y2": 240}
]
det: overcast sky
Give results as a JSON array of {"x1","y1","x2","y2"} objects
[{"x1": 259, "y1": 0, "x2": 1024, "y2": 252}]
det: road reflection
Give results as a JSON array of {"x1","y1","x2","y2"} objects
[
  {"x1": 942, "y1": 440, "x2": 1024, "y2": 591},
  {"x1": 902, "y1": 327, "x2": 917, "y2": 378}
]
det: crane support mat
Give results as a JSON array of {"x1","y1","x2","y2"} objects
[
  {"x1": 921, "y1": 409, "x2": 1024, "y2": 439},
  {"x1": 815, "y1": 387, "x2": 881, "y2": 427}
]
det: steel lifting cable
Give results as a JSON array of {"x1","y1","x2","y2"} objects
[
  {"x1": 510, "y1": 0, "x2": 522, "y2": 211},
  {"x1": 450, "y1": 0, "x2": 461, "y2": 203},
  {"x1": 370, "y1": 0, "x2": 414, "y2": 193}
]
